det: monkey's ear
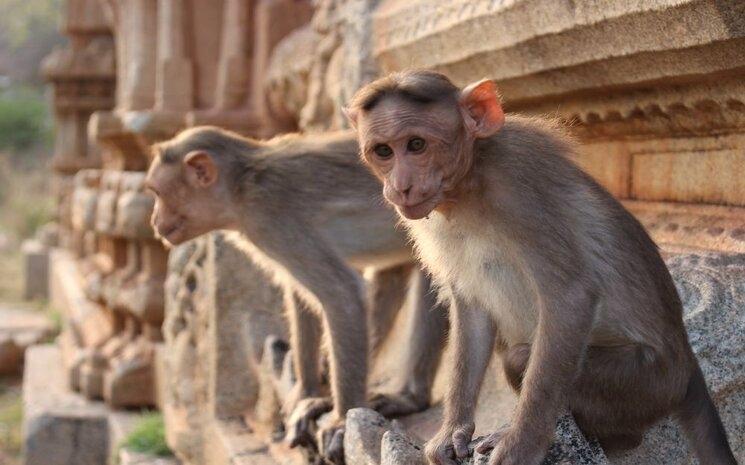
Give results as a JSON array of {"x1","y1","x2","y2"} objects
[
  {"x1": 183, "y1": 150, "x2": 218, "y2": 188},
  {"x1": 459, "y1": 79, "x2": 505, "y2": 138},
  {"x1": 342, "y1": 106, "x2": 358, "y2": 129}
]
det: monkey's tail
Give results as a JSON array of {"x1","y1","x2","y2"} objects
[{"x1": 676, "y1": 363, "x2": 738, "y2": 465}]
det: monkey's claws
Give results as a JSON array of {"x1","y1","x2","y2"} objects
[
  {"x1": 369, "y1": 390, "x2": 429, "y2": 417},
  {"x1": 474, "y1": 427, "x2": 509, "y2": 455},
  {"x1": 485, "y1": 429, "x2": 547, "y2": 465},
  {"x1": 424, "y1": 422, "x2": 475, "y2": 465},
  {"x1": 285, "y1": 397, "x2": 333, "y2": 449}
]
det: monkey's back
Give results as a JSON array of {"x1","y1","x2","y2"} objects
[
  {"x1": 256, "y1": 131, "x2": 412, "y2": 268},
  {"x1": 492, "y1": 117, "x2": 688, "y2": 347}
]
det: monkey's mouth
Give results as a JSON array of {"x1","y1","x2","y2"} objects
[
  {"x1": 397, "y1": 196, "x2": 439, "y2": 220},
  {"x1": 159, "y1": 221, "x2": 184, "y2": 244}
]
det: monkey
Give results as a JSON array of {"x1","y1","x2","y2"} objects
[
  {"x1": 145, "y1": 127, "x2": 448, "y2": 464},
  {"x1": 345, "y1": 70, "x2": 737, "y2": 465}
]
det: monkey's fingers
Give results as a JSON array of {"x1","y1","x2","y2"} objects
[
  {"x1": 323, "y1": 427, "x2": 345, "y2": 465},
  {"x1": 474, "y1": 428, "x2": 508, "y2": 455},
  {"x1": 452, "y1": 429, "x2": 473, "y2": 459},
  {"x1": 369, "y1": 392, "x2": 427, "y2": 418},
  {"x1": 425, "y1": 442, "x2": 459, "y2": 465}
]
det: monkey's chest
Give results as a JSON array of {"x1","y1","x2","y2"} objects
[{"x1": 408, "y1": 218, "x2": 539, "y2": 345}]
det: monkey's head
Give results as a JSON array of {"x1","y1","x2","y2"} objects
[
  {"x1": 146, "y1": 126, "x2": 248, "y2": 246},
  {"x1": 346, "y1": 70, "x2": 504, "y2": 220}
]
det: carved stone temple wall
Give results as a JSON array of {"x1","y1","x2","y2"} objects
[{"x1": 41, "y1": 1, "x2": 744, "y2": 465}]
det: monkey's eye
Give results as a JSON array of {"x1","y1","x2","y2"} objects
[
  {"x1": 407, "y1": 137, "x2": 426, "y2": 153},
  {"x1": 373, "y1": 144, "x2": 394, "y2": 159}
]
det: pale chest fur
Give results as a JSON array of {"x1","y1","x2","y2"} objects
[{"x1": 406, "y1": 213, "x2": 539, "y2": 345}]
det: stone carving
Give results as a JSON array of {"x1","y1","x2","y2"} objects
[
  {"x1": 266, "y1": 0, "x2": 379, "y2": 133},
  {"x1": 160, "y1": 233, "x2": 287, "y2": 464}
]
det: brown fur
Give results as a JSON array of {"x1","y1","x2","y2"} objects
[
  {"x1": 348, "y1": 70, "x2": 736, "y2": 465},
  {"x1": 146, "y1": 127, "x2": 448, "y2": 463}
]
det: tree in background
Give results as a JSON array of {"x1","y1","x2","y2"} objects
[{"x1": 0, "y1": 0, "x2": 63, "y2": 86}]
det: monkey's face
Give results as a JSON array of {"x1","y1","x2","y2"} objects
[
  {"x1": 352, "y1": 79, "x2": 505, "y2": 220},
  {"x1": 145, "y1": 154, "x2": 223, "y2": 246},
  {"x1": 356, "y1": 98, "x2": 466, "y2": 220}
]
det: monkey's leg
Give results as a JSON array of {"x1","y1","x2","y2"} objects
[
  {"x1": 284, "y1": 289, "x2": 332, "y2": 449},
  {"x1": 246, "y1": 221, "x2": 368, "y2": 465},
  {"x1": 367, "y1": 264, "x2": 412, "y2": 356},
  {"x1": 425, "y1": 294, "x2": 495, "y2": 465},
  {"x1": 370, "y1": 270, "x2": 448, "y2": 417},
  {"x1": 494, "y1": 343, "x2": 690, "y2": 453},
  {"x1": 481, "y1": 285, "x2": 596, "y2": 465}
]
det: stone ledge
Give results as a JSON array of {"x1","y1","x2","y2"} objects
[{"x1": 22, "y1": 344, "x2": 145, "y2": 465}]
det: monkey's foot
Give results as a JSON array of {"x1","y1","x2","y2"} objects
[
  {"x1": 369, "y1": 390, "x2": 430, "y2": 417},
  {"x1": 285, "y1": 397, "x2": 333, "y2": 449},
  {"x1": 317, "y1": 420, "x2": 345, "y2": 465},
  {"x1": 481, "y1": 427, "x2": 549, "y2": 465},
  {"x1": 474, "y1": 427, "x2": 509, "y2": 455}
]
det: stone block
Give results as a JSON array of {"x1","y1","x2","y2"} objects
[
  {"x1": 0, "y1": 308, "x2": 53, "y2": 375},
  {"x1": 119, "y1": 449, "x2": 180, "y2": 465},
  {"x1": 344, "y1": 408, "x2": 392, "y2": 465},
  {"x1": 380, "y1": 430, "x2": 425, "y2": 465},
  {"x1": 22, "y1": 345, "x2": 110, "y2": 465},
  {"x1": 22, "y1": 239, "x2": 50, "y2": 300}
]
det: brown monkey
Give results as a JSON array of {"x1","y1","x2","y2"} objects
[
  {"x1": 146, "y1": 127, "x2": 448, "y2": 463},
  {"x1": 346, "y1": 70, "x2": 737, "y2": 465}
]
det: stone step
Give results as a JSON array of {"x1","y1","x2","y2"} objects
[
  {"x1": 21, "y1": 344, "x2": 147, "y2": 465},
  {"x1": 0, "y1": 307, "x2": 54, "y2": 375}
]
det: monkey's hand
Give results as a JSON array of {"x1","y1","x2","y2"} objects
[
  {"x1": 479, "y1": 427, "x2": 548, "y2": 465},
  {"x1": 424, "y1": 422, "x2": 475, "y2": 465},
  {"x1": 317, "y1": 418, "x2": 345, "y2": 465},
  {"x1": 369, "y1": 389, "x2": 430, "y2": 417},
  {"x1": 285, "y1": 396, "x2": 333, "y2": 449}
]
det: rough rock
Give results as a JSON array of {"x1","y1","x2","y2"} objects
[
  {"x1": 0, "y1": 307, "x2": 53, "y2": 375},
  {"x1": 344, "y1": 408, "x2": 393, "y2": 465},
  {"x1": 22, "y1": 239, "x2": 51, "y2": 300},
  {"x1": 119, "y1": 449, "x2": 180, "y2": 465},
  {"x1": 23, "y1": 344, "x2": 110, "y2": 465},
  {"x1": 380, "y1": 430, "x2": 426, "y2": 465}
]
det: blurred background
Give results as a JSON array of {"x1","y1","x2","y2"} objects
[
  {"x1": 0, "y1": 1, "x2": 743, "y2": 465},
  {"x1": 0, "y1": 3, "x2": 60, "y2": 463}
]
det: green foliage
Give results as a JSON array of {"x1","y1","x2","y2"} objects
[
  {"x1": 120, "y1": 413, "x2": 173, "y2": 458},
  {"x1": 0, "y1": 156, "x2": 53, "y2": 242},
  {"x1": 0, "y1": 380, "x2": 23, "y2": 460},
  {"x1": 0, "y1": 87, "x2": 52, "y2": 153}
]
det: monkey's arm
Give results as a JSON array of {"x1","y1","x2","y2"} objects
[
  {"x1": 494, "y1": 279, "x2": 596, "y2": 465},
  {"x1": 285, "y1": 290, "x2": 324, "y2": 400},
  {"x1": 425, "y1": 292, "x2": 496, "y2": 465},
  {"x1": 370, "y1": 269, "x2": 448, "y2": 417},
  {"x1": 242, "y1": 213, "x2": 368, "y2": 418}
]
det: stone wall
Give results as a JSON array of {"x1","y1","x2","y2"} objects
[{"x1": 42, "y1": 1, "x2": 745, "y2": 465}]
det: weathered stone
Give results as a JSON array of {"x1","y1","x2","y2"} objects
[
  {"x1": 119, "y1": 449, "x2": 180, "y2": 465},
  {"x1": 22, "y1": 239, "x2": 50, "y2": 300},
  {"x1": 344, "y1": 408, "x2": 392, "y2": 465},
  {"x1": 380, "y1": 430, "x2": 426, "y2": 465},
  {"x1": 23, "y1": 345, "x2": 110, "y2": 465},
  {"x1": 0, "y1": 307, "x2": 54, "y2": 375},
  {"x1": 460, "y1": 415, "x2": 609, "y2": 465},
  {"x1": 114, "y1": 172, "x2": 155, "y2": 239}
]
